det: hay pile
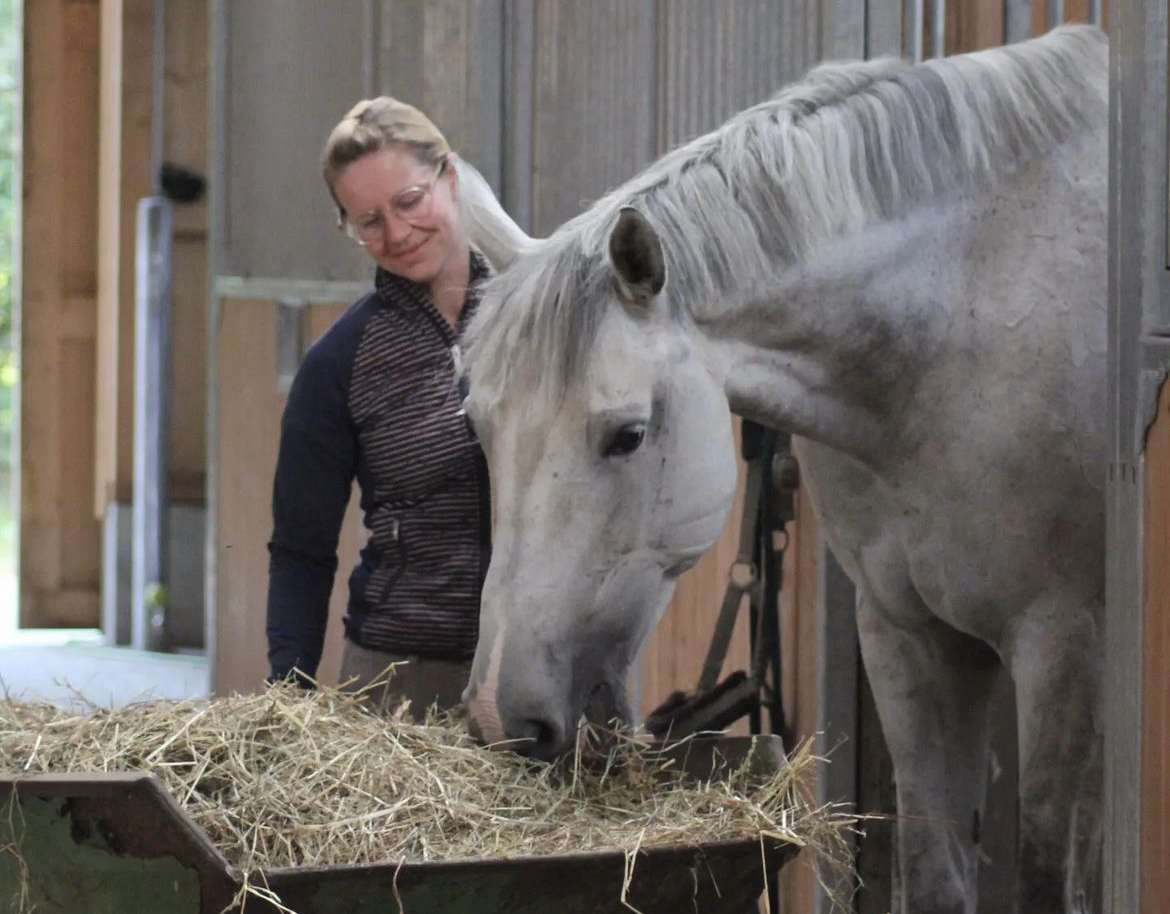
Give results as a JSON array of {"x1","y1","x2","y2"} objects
[{"x1": 0, "y1": 682, "x2": 847, "y2": 878}]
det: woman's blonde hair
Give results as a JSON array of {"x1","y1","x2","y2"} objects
[{"x1": 321, "y1": 96, "x2": 450, "y2": 218}]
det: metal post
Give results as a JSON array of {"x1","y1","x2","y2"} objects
[
  {"x1": 911, "y1": 0, "x2": 926, "y2": 61},
  {"x1": 131, "y1": 0, "x2": 171, "y2": 652},
  {"x1": 131, "y1": 197, "x2": 173, "y2": 651},
  {"x1": 1004, "y1": 0, "x2": 1034, "y2": 44},
  {"x1": 931, "y1": 0, "x2": 947, "y2": 57},
  {"x1": 1047, "y1": 0, "x2": 1065, "y2": 30}
]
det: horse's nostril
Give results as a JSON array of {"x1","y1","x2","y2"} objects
[{"x1": 513, "y1": 718, "x2": 563, "y2": 761}]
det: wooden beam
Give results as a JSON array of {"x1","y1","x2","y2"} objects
[
  {"x1": 952, "y1": 0, "x2": 1006, "y2": 52},
  {"x1": 21, "y1": 0, "x2": 102, "y2": 627},
  {"x1": 164, "y1": 0, "x2": 210, "y2": 506},
  {"x1": 213, "y1": 299, "x2": 355, "y2": 695},
  {"x1": 96, "y1": 0, "x2": 153, "y2": 513}
]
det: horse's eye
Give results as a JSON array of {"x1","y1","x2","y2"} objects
[{"x1": 604, "y1": 423, "x2": 646, "y2": 458}]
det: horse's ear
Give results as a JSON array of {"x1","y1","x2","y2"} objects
[{"x1": 608, "y1": 206, "x2": 666, "y2": 305}]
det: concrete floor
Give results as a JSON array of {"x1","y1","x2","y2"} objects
[{"x1": 0, "y1": 628, "x2": 210, "y2": 709}]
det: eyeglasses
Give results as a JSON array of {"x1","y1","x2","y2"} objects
[{"x1": 339, "y1": 158, "x2": 447, "y2": 246}]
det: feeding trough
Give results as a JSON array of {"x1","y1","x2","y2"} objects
[{"x1": 0, "y1": 735, "x2": 804, "y2": 914}]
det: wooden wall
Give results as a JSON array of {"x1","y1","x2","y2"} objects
[
  {"x1": 96, "y1": 0, "x2": 207, "y2": 507},
  {"x1": 163, "y1": 0, "x2": 209, "y2": 505},
  {"x1": 23, "y1": 0, "x2": 208, "y2": 629},
  {"x1": 21, "y1": 0, "x2": 102, "y2": 627},
  {"x1": 214, "y1": 300, "x2": 356, "y2": 695}
]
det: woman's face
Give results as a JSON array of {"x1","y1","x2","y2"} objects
[{"x1": 332, "y1": 145, "x2": 464, "y2": 285}]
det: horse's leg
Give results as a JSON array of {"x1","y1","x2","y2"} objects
[
  {"x1": 857, "y1": 593, "x2": 1000, "y2": 914},
  {"x1": 1006, "y1": 597, "x2": 1102, "y2": 914}
]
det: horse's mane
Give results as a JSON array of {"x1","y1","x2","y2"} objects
[{"x1": 463, "y1": 24, "x2": 1107, "y2": 404}]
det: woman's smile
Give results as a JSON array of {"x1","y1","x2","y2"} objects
[{"x1": 390, "y1": 233, "x2": 429, "y2": 263}]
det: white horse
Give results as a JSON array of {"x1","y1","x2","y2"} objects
[{"x1": 455, "y1": 25, "x2": 1107, "y2": 914}]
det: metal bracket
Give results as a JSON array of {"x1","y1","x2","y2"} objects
[{"x1": 275, "y1": 298, "x2": 308, "y2": 395}]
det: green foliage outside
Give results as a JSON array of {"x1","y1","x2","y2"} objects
[
  {"x1": 0, "y1": 0, "x2": 18, "y2": 589},
  {"x1": 0, "y1": 0, "x2": 16, "y2": 453}
]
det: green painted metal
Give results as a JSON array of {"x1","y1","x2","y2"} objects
[
  {"x1": 1, "y1": 790, "x2": 203, "y2": 914},
  {"x1": 0, "y1": 736, "x2": 797, "y2": 914}
]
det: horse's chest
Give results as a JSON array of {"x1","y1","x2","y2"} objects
[{"x1": 793, "y1": 439, "x2": 1039, "y2": 642}]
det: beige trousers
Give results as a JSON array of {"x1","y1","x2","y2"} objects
[{"x1": 338, "y1": 640, "x2": 472, "y2": 720}]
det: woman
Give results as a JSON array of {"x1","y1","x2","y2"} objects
[{"x1": 265, "y1": 96, "x2": 490, "y2": 718}]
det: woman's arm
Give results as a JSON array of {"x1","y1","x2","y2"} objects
[{"x1": 266, "y1": 344, "x2": 358, "y2": 684}]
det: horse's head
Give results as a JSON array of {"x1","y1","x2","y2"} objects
[{"x1": 455, "y1": 164, "x2": 737, "y2": 758}]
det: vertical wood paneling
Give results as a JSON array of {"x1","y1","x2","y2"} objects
[
  {"x1": 1031, "y1": 0, "x2": 1050, "y2": 34},
  {"x1": 955, "y1": 0, "x2": 1006, "y2": 50},
  {"x1": 775, "y1": 485, "x2": 821, "y2": 913},
  {"x1": 96, "y1": 0, "x2": 153, "y2": 511},
  {"x1": 166, "y1": 0, "x2": 210, "y2": 505},
  {"x1": 658, "y1": 0, "x2": 820, "y2": 153},
  {"x1": 214, "y1": 299, "x2": 283, "y2": 694},
  {"x1": 213, "y1": 300, "x2": 359, "y2": 695},
  {"x1": 867, "y1": 0, "x2": 907, "y2": 56},
  {"x1": 1142, "y1": 381, "x2": 1170, "y2": 914},
  {"x1": 528, "y1": 0, "x2": 657, "y2": 234},
  {"x1": 379, "y1": 0, "x2": 504, "y2": 191},
  {"x1": 97, "y1": 0, "x2": 207, "y2": 511},
  {"x1": 21, "y1": 0, "x2": 102, "y2": 626},
  {"x1": 220, "y1": 1, "x2": 371, "y2": 282}
]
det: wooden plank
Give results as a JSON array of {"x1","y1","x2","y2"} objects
[
  {"x1": 1142, "y1": 380, "x2": 1170, "y2": 914},
  {"x1": 164, "y1": 0, "x2": 210, "y2": 506},
  {"x1": 219, "y1": 1, "x2": 371, "y2": 282},
  {"x1": 954, "y1": 0, "x2": 1006, "y2": 51},
  {"x1": 213, "y1": 299, "x2": 357, "y2": 696},
  {"x1": 657, "y1": 0, "x2": 819, "y2": 154},
  {"x1": 214, "y1": 298, "x2": 288, "y2": 694},
  {"x1": 60, "y1": 294, "x2": 97, "y2": 342},
  {"x1": 164, "y1": 0, "x2": 209, "y2": 193},
  {"x1": 1031, "y1": 0, "x2": 1049, "y2": 34},
  {"x1": 59, "y1": 336, "x2": 101, "y2": 599},
  {"x1": 169, "y1": 237, "x2": 207, "y2": 504},
  {"x1": 528, "y1": 0, "x2": 657, "y2": 233},
  {"x1": 775, "y1": 485, "x2": 820, "y2": 914},
  {"x1": 60, "y1": 1, "x2": 100, "y2": 298},
  {"x1": 20, "y1": 0, "x2": 68, "y2": 625},
  {"x1": 378, "y1": 0, "x2": 504, "y2": 188},
  {"x1": 27, "y1": 587, "x2": 101, "y2": 627},
  {"x1": 21, "y1": 0, "x2": 102, "y2": 627},
  {"x1": 866, "y1": 0, "x2": 905, "y2": 57},
  {"x1": 95, "y1": 0, "x2": 153, "y2": 511}
]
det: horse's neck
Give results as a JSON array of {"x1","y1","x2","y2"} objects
[{"x1": 697, "y1": 205, "x2": 973, "y2": 460}]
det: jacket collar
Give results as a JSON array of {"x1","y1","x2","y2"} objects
[{"x1": 374, "y1": 249, "x2": 491, "y2": 312}]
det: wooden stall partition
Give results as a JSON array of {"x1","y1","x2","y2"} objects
[
  {"x1": 20, "y1": 0, "x2": 102, "y2": 627},
  {"x1": 1141, "y1": 380, "x2": 1170, "y2": 914},
  {"x1": 213, "y1": 299, "x2": 358, "y2": 696},
  {"x1": 95, "y1": 0, "x2": 152, "y2": 513},
  {"x1": 164, "y1": 0, "x2": 210, "y2": 506},
  {"x1": 774, "y1": 486, "x2": 824, "y2": 914}
]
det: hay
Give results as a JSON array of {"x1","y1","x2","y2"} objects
[{"x1": 0, "y1": 681, "x2": 851, "y2": 902}]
